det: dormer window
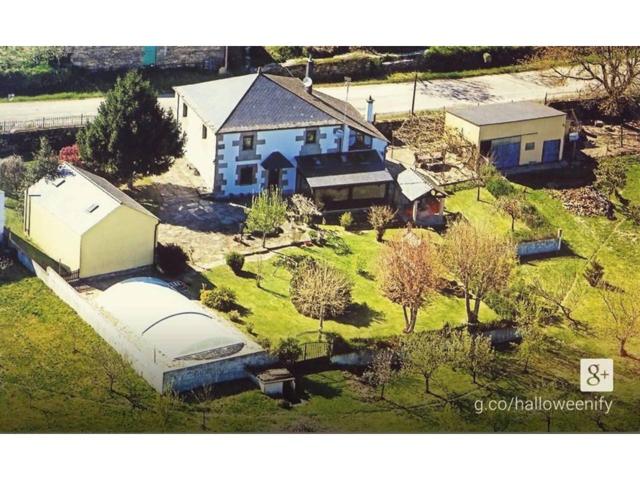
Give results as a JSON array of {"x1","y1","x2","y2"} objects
[
  {"x1": 182, "y1": 103, "x2": 188, "y2": 117},
  {"x1": 305, "y1": 129, "x2": 318, "y2": 144},
  {"x1": 242, "y1": 135, "x2": 254, "y2": 151},
  {"x1": 202, "y1": 124, "x2": 208, "y2": 139}
]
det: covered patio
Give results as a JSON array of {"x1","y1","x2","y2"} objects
[
  {"x1": 295, "y1": 150, "x2": 394, "y2": 211},
  {"x1": 394, "y1": 168, "x2": 447, "y2": 226}
]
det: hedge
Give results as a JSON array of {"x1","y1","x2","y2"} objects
[{"x1": 419, "y1": 46, "x2": 535, "y2": 73}]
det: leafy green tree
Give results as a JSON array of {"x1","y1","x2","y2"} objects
[
  {"x1": 450, "y1": 330, "x2": 494, "y2": 384},
  {"x1": 245, "y1": 188, "x2": 288, "y2": 247},
  {"x1": 401, "y1": 331, "x2": 447, "y2": 394},
  {"x1": 28, "y1": 137, "x2": 60, "y2": 184},
  {"x1": 77, "y1": 71, "x2": 185, "y2": 188}
]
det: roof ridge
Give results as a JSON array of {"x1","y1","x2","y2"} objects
[
  {"x1": 215, "y1": 72, "x2": 261, "y2": 134},
  {"x1": 66, "y1": 163, "x2": 158, "y2": 219},
  {"x1": 67, "y1": 164, "x2": 123, "y2": 206},
  {"x1": 263, "y1": 74, "x2": 356, "y2": 126}
]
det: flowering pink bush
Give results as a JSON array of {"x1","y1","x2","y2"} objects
[{"x1": 59, "y1": 144, "x2": 81, "y2": 166}]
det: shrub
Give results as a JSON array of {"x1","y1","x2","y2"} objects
[
  {"x1": 58, "y1": 144, "x2": 81, "y2": 166},
  {"x1": 368, "y1": 205, "x2": 395, "y2": 242},
  {"x1": 584, "y1": 260, "x2": 605, "y2": 287},
  {"x1": 355, "y1": 256, "x2": 368, "y2": 276},
  {"x1": 486, "y1": 176, "x2": 516, "y2": 198},
  {"x1": 420, "y1": 46, "x2": 534, "y2": 72},
  {"x1": 0, "y1": 155, "x2": 25, "y2": 198},
  {"x1": 265, "y1": 46, "x2": 304, "y2": 63},
  {"x1": 200, "y1": 286, "x2": 237, "y2": 312},
  {"x1": 225, "y1": 251, "x2": 245, "y2": 274},
  {"x1": 324, "y1": 230, "x2": 351, "y2": 255},
  {"x1": 227, "y1": 310, "x2": 242, "y2": 324},
  {"x1": 156, "y1": 243, "x2": 188, "y2": 276},
  {"x1": 272, "y1": 337, "x2": 303, "y2": 366},
  {"x1": 339, "y1": 211, "x2": 354, "y2": 230}
]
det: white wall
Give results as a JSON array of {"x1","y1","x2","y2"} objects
[
  {"x1": 216, "y1": 126, "x2": 388, "y2": 197},
  {"x1": 176, "y1": 94, "x2": 217, "y2": 189}
]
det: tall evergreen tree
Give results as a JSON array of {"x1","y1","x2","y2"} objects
[{"x1": 77, "y1": 71, "x2": 185, "y2": 187}]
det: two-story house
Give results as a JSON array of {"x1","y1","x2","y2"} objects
[{"x1": 173, "y1": 60, "x2": 391, "y2": 211}]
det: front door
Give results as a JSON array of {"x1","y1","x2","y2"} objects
[
  {"x1": 268, "y1": 168, "x2": 280, "y2": 189},
  {"x1": 542, "y1": 139, "x2": 561, "y2": 163}
]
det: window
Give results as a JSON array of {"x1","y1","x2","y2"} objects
[
  {"x1": 202, "y1": 124, "x2": 208, "y2": 139},
  {"x1": 525, "y1": 142, "x2": 535, "y2": 151},
  {"x1": 355, "y1": 132, "x2": 365, "y2": 145},
  {"x1": 182, "y1": 103, "x2": 188, "y2": 117},
  {"x1": 305, "y1": 129, "x2": 318, "y2": 144},
  {"x1": 238, "y1": 166, "x2": 255, "y2": 185},
  {"x1": 352, "y1": 184, "x2": 387, "y2": 200},
  {"x1": 242, "y1": 135, "x2": 254, "y2": 151}
]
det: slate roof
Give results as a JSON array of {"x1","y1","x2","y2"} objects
[
  {"x1": 261, "y1": 151, "x2": 294, "y2": 170},
  {"x1": 173, "y1": 73, "x2": 386, "y2": 140},
  {"x1": 396, "y1": 168, "x2": 445, "y2": 202},
  {"x1": 296, "y1": 150, "x2": 393, "y2": 189},
  {"x1": 28, "y1": 164, "x2": 157, "y2": 235},
  {"x1": 447, "y1": 101, "x2": 565, "y2": 126}
]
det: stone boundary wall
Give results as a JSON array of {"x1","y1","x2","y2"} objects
[
  {"x1": 30, "y1": 262, "x2": 166, "y2": 390},
  {"x1": 67, "y1": 47, "x2": 226, "y2": 71},
  {"x1": 517, "y1": 236, "x2": 562, "y2": 257},
  {"x1": 7, "y1": 236, "x2": 274, "y2": 394}
]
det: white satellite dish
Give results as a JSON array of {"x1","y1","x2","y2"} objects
[{"x1": 303, "y1": 76, "x2": 313, "y2": 88}]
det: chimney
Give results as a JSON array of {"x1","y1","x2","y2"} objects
[
  {"x1": 304, "y1": 56, "x2": 314, "y2": 93},
  {"x1": 366, "y1": 95, "x2": 375, "y2": 123}
]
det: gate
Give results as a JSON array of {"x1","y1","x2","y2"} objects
[{"x1": 297, "y1": 340, "x2": 333, "y2": 363}]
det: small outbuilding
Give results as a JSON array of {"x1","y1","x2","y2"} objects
[
  {"x1": 445, "y1": 101, "x2": 567, "y2": 170},
  {"x1": 394, "y1": 168, "x2": 446, "y2": 226},
  {"x1": 24, "y1": 164, "x2": 159, "y2": 279}
]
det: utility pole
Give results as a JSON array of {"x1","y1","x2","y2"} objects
[{"x1": 411, "y1": 71, "x2": 418, "y2": 115}]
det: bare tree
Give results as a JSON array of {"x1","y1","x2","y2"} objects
[
  {"x1": 530, "y1": 277, "x2": 576, "y2": 325},
  {"x1": 496, "y1": 194, "x2": 524, "y2": 232},
  {"x1": 601, "y1": 290, "x2": 640, "y2": 357},
  {"x1": 289, "y1": 259, "x2": 353, "y2": 332},
  {"x1": 363, "y1": 348, "x2": 396, "y2": 400},
  {"x1": 289, "y1": 194, "x2": 321, "y2": 226},
  {"x1": 514, "y1": 297, "x2": 547, "y2": 373},
  {"x1": 379, "y1": 232, "x2": 442, "y2": 333},
  {"x1": 443, "y1": 220, "x2": 516, "y2": 325},
  {"x1": 536, "y1": 47, "x2": 640, "y2": 146},
  {"x1": 367, "y1": 205, "x2": 396, "y2": 242}
]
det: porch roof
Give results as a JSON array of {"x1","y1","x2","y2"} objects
[
  {"x1": 261, "y1": 151, "x2": 294, "y2": 170},
  {"x1": 396, "y1": 168, "x2": 446, "y2": 202},
  {"x1": 296, "y1": 150, "x2": 393, "y2": 189}
]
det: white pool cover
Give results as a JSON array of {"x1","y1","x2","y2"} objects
[{"x1": 96, "y1": 277, "x2": 246, "y2": 361}]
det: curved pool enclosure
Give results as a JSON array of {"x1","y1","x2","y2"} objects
[{"x1": 96, "y1": 277, "x2": 246, "y2": 361}]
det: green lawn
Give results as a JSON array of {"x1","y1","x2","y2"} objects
[
  {"x1": 2, "y1": 158, "x2": 640, "y2": 432},
  {"x1": 201, "y1": 228, "x2": 496, "y2": 345}
]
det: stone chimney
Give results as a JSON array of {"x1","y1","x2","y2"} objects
[
  {"x1": 304, "y1": 56, "x2": 314, "y2": 93},
  {"x1": 366, "y1": 95, "x2": 375, "y2": 123}
]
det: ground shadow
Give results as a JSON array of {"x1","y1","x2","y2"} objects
[
  {"x1": 296, "y1": 373, "x2": 342, "y2": 400},
  {"x1": 333, "y1": 302, "x2": 385, "y2": 328},
  {"x1": 418, "y1": 78, "x2": 495, "y2": 103}
]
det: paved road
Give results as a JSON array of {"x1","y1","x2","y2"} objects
[{"x1": 0, "y1": 69, "x2": 588, "y2": 122}]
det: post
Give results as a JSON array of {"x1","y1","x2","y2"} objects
[
  {"x1": 557, "y1": 228, "x2": 563, "y2": 251},
  {"x1": 411, "y1": 71, "x2": 418, "y2": 115}
]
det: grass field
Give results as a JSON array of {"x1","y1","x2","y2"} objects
[
  {"x1": 199, "y1": 227, "x2": 496, "y2": 345},
  {"x1": 2, "y1": 159, "x2": 640, "y2": 432}
]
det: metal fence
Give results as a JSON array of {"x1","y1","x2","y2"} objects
[
  {"x1": 297, "y1": 340, "x2": 333, "y2": 363},
  {"x1": 0, "y1": 114, "x2": 96, "y2": 134}
]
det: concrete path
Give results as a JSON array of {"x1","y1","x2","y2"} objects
[{"x1": 0, "y1": 69, "x2": 589, "y2": 122}]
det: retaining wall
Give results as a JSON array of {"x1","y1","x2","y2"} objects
[{"x1": 517, "y1": 237, "x2": 562, "y2": 257}]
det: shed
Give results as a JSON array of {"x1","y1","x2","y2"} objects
[
  {"x1": 394, "y1": 168, "x2": 446, "y2": 226},
  {"x1": 24, "y1": 164, "x2": 159, "y2": 279},
  {"x1": 445, "y1": 101, "x2": 567, "y2": 170}
]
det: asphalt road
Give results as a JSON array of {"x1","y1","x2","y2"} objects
[{"x1": 0, "y1": 69, "x2": 588, "y2": 122}]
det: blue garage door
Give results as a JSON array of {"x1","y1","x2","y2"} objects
[
  {"x1": 542, "y1": 139, "x2": 561, "y2": 163},
  {"x1": 490, "y1": 136, "x2": 521, "y2": 169}
]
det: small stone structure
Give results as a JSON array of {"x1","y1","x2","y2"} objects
[
  {"x1": 517, "y1": 232, "x2": 562, "y2": 257},
  {"x1": 248, "y1": 368, "x2": 296, "y2": 397}
]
